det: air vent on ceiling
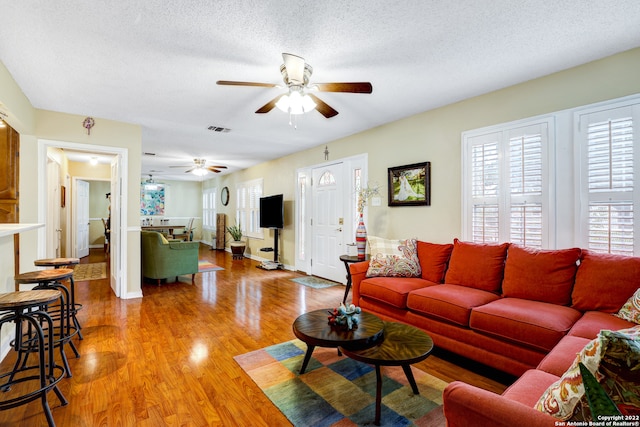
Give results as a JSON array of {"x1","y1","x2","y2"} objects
[
  {"x1": 207, "y1": 126, "x2": 231, "y2": 133},
  {"x1": 144, "y1": 152, "x2": 156, "y2": 156}
]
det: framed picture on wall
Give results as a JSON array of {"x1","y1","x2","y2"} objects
[{"x1": 387, "y1": 162, "x2": 431, "y2": 206}]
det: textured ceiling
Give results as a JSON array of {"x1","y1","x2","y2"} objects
[{"x1": 1, "y1": 1, "x2": 639, "y2": 180}]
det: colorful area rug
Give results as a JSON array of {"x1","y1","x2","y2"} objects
[
  {"x1": 198, "y1": 260, "x2": 223, "y2": 272},
  {"x1": 291, "y1": 276, "x2": 341, "y2": 289},
  {"x1": 234, "y1": 339, "x2": 447, "y2": 426},
  {"x1": 73, "y1": 262, "x2": 107, "y2": 281}
]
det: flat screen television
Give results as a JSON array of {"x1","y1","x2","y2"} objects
[{"x1": 259, "y1": 194, "x2": 284, "y2": 229}]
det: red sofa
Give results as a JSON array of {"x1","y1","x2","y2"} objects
[{"x1": 349, "y1": 239, "x2": 639, "y2": 426}]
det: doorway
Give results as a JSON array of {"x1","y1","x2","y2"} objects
[
  {"x1": 295, "y1": 154, "x2": 368, "y2": 283},
  {"x1": 38, "y1": 139, "x2": 128, "y2": 299}
]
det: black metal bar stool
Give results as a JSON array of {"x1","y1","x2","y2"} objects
[
  {"x1": 0, "y1": 290, "x2": 68, "y2": 427},
  {"x1": 14, "y1": 269, "x2": 80, "y2": 377},
  {"x1": 34, "y1": 258, "x2": 83, "y2": 340}
]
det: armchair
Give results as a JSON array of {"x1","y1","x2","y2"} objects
[{"x1": 141, "y1": 230, "x2": 199, "y2": 284}]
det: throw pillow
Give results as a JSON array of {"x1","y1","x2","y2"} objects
[
  {"x1": 617, "y1": 288, "x2": 640, "y2": 324},
  {"x1": 366, "y1": 236, "x2": 421, "y2": 278},
  {"x1": 502, "y1": 245, "x2": 581, "y2": 305},
  {"x1": 535, "y1": 326, "x2": 640, "y2": 420},
  {"x1": 444, "y1": 238, "x2": 509, "y2": 292},
  {"x1": 416, "y1": 241, "x2": 453, "y2": 283},
  {"x1": 572, "y1": 250, "x2": 640, "y2": 313}
]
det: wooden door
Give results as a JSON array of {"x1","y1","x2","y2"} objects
[{"x1": 0, "y1": 123, "x2": 19, "y2": 223}]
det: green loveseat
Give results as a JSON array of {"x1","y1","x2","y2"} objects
[{"x1": 141, "y1": 230, "x2": 200, "y2": 284}]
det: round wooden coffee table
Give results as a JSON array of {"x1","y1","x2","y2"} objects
[
  {"x1": 340, "y1": 322, "x2": 434, "y2": 426},
  {"x1": 292, "y1": 309, "x2": 384, "y2": 374}
]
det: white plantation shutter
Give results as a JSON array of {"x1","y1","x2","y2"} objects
[
  {"x1": 508, "y1": 130, "x2": 544, "y2": 248},
  {"x1": 236, "y1": 178, "x2": 263, "y2": 238},
  {"x1": 202, "y1": 188, "x2": 216, "y2": 230},
  {"x1": 470, "y1": 137, "x2": 500, "y2": 242},
  {"x1": 464, "y1": 120, "x2": 551, "y2": 247},
  {"x1": 579, "y1": 105, "x2": 637, "y2": 255}
]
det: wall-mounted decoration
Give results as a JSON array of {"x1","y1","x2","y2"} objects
[
  {"x1": 388, "y1": 162, "x2": 431, "y2": 206},
  {"x1": 82, "y1": 117, "x2": 95, "y2": 135},
  {"x1": 221, "y1": 186, "x2": 230, "y2": 206},
  {"x1": 140, "y1": 183, "x2": 165, "y2": 215},
  {"x1": 61, "y1": 185, "x2": 66, "y2": 207}
]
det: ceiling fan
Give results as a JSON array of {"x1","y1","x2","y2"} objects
[
  {"x1": 169, "y1": 158, "x2": 227, "y2": 176},
  {"x1": 217, "y1": 53, "x2": 373, "y2": 119}
]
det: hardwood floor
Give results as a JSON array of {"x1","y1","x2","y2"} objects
[{"x1": 0, "y1": 246, "x2": 513, "y2": 426}]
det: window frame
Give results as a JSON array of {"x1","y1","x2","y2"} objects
[
  {"x1": 462, "y1": 117, "x2": 555, "y2": 248},
  {"x1": 235, "y1": 178, "x2": 263, "y2": 239}
]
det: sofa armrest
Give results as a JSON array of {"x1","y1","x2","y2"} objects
[
  {"x1": 443, "y1": 381, "x2": 555, "y2": 427},
  {"x1": 349, "y1": 261, "x2": 370, "y2": 304}
]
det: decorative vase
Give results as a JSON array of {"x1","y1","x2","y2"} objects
[{"x1": 355, "y1": 212, "x2": 367, "y2": 260}]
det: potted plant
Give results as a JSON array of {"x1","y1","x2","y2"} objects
[{"x1": 226, "y1": 223, "x2": 245, "y2": 259}]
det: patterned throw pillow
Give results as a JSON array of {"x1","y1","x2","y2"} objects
[
  {"x1": 535, "y1": 326, "x2": 640, "y2": 420},
  {"x1": 617, "y1": 288, "x2": 640, "y2": 324},
  {"x1": 366, "y1": 236, "x2": 421, "y2": 278}
]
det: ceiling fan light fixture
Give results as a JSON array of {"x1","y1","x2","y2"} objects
[
  {"x1": 192, "y1": 167, "x2": 209, "y2": 176},
  {"x1": 275, "y1": 90, "x2": 317, "y2": 115}
]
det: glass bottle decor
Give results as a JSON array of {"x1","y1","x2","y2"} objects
[{"x1": 355, "y1": 212, "x2": 367, "y2": 260}]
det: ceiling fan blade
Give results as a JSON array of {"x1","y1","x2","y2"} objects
[
  {"x1": 282, "y1": 53, "x2": 306, "y2": 84},
  {"x1": 307, "y1": 93, "x2": 339, "y2": 118},
  {"x1": 256, "y1": 94, "x2": 285, "y2": 114},
  {"x1": 207, "y1": 167, "x2": 223, "y2": 173},
  {"x1": 184, "y1": 167, "x2": 196, "y2": 173},
  {"x1": 169, "y1": 165, "x2": 192, "y2": 168},
  {"x1": 208, "y1": 165, "x2": 227, "y2": 169},
  {"x1": 314, "y1": 82, "x2": 373, "y2": 94},
  {"x1": 216, "y1": 80, "x2": 277, "y2": 88}
]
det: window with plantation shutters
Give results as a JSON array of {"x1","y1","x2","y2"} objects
[
  {"x1": 202, "y1": 187, "x2": 217, "y2": 231},
  {"x1": 236, "y1": 178, "x2": 263, "y2": 239},
  {"x1": 463, "y1": 119, "x2": 551, "y2": 247},
  {"x1": 577, "y1": 104, "x2": 638, "y2": 255}
]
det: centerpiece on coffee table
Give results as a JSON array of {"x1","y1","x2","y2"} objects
[{"x1": 328, "y1": 303, "x2": 361, "y2": 330}]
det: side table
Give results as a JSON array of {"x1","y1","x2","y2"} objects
[{"x1": 339, "y1": 254, "x2": 369, "y2": 303}]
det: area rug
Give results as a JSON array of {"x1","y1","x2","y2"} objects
[
  {"x1": 234, "y1": 339, "x2": 447, "y2": 426},
  {"x1": 198, "y1": 260, "x2": 224, "y2": 272},
  {"x1": 291, "y1": 276, "x2": 340, "y2": 289},
  {"x1": 73, "y1": 262, "x2": 107, "y2": 281}
]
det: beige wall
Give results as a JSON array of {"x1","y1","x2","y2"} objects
[
  {"x1": 142, "y1": 179, "x2": 203, "y2": 240},
  {"x1": 206, "y1": 47, "x2": 640, "y2": 267}
]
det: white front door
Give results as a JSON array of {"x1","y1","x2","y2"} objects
[
  {"x1": 76, "y1": 179, "x2": 90, "y2": 258},
  {"x1": 311, "y1": 163, "x2": 345, "y2": 283}
]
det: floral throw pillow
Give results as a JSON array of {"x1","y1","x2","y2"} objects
[
  {"x1": 617, "y1": 288, "x2": 640, "y2": 324},
  {"x1": 535, "y1": 326, "x2": 640, "y2": 420},
  {"x1": 365, "y1": 236, "x2": 421, "y2": 278}
]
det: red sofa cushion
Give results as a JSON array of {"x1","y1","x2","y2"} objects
[
  {"x1": 502, "y1": 245, "x2": 581, "y2": 305},
  {"x1": 568, "y1": 310, "x2": 636, "y2": 339},
  {"x1": 537, "y1": 335, "x2": 592, "y2": 377},
  {"x1": 359, "y1": 276, "x2": 435, "y2": 309},
  {"x1": 572, "y1": 250, "x2": 640, "y2": 313},
  {"x1": 417, "y1": 240, "x2": 453, "y2": 283},
  {"x1": 502, "y1": 369, "x2": 560, "y2": 408},
  {"x1": 470, "y1": 298, "x2": 582, "y2": 352},
  {"x1": 444, "y1": 239, "x2": 509, "y2": 292},
  {"x1": 407, "y1": 284, "x2": 500, "y2": 326}
]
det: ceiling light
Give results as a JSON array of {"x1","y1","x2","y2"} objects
[
  {"x1": 90, "y1": 157, "x2": 98, "y2": 166},
  {"x1": 276, "y1": 88, "x2": 316, "y2": 115},
  {"x1": 192, "y1": 167, "x2": 209, "y2": 176}
]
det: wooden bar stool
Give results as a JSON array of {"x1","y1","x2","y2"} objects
[
  {"x1": 34, "y1": 258, "x2": 83, "y2": 340},
  {"x1": 0, "y1": 290, "x2": 68, "y2": 427},
  {"x1": 14, "y1": 269, "x2": 80, "y2": 377}
]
